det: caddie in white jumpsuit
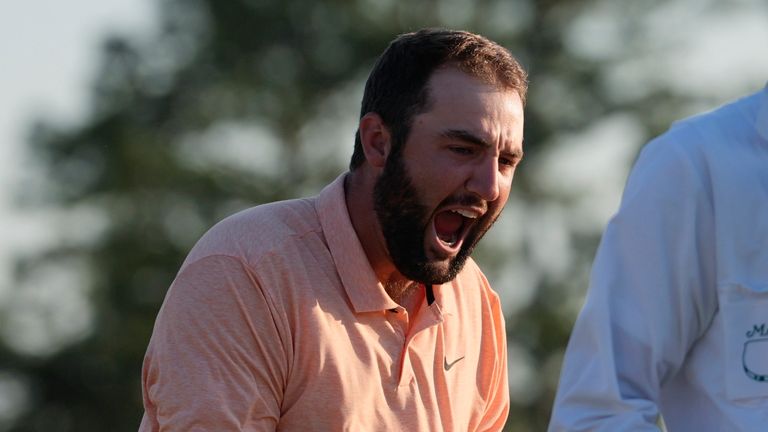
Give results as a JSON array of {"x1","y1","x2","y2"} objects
[{"x1": 550, "y1": 84, "x2": 768, "y2": 431}]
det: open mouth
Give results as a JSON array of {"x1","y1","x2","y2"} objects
[{"x1": 433, "y1": 208, "x2": 478, "y2": 250}]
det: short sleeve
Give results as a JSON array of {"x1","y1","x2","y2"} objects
[{"x1": 139, "y1": 255, "x2": 290, "y2": 431}]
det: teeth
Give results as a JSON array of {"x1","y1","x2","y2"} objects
[
  {"x1": 452, "y1": 209, "x2": 477, "y2": 218},
  {"x1": 438, "y1": 232, "x2": 458, "y2": 246}
]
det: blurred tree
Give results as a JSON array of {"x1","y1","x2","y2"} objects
[{"x1": 2, "y1": 0, "x2": 710, "y2": 430}]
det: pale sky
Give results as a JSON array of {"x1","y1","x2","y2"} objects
[{"x1": 0, "y1": 0, "x2": 156, "y2": 291}]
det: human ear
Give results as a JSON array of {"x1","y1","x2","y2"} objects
[{"x1": 358, "y1": 113, "x2": 392, "y2": 168}]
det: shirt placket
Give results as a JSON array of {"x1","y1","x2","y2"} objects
[{"x1": 393, "y1": 303, "x2": 444, "y2": 388}]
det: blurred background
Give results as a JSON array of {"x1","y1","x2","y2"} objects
[{"x1": 0, "y1": 0, "x2": 766, "y2": 430}]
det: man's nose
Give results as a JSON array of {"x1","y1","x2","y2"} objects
[{"x1": 466, "y1": 158, "x2": 500, "y2": 202}]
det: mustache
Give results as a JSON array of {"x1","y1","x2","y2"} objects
[{"x1": 439, "y1": 194, "x2": 488, "y2": 214}]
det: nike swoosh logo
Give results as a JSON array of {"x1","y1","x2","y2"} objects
[{"x1": 444, "y1": 356, "x2": 465, "y2": 371}]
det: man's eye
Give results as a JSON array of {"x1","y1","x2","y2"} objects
[
  {"x1": 450, "y1": 146, "x2": 473, "y2": 155},
  {"x1": 499, "y1": 157, "x2": 515, "y2": 167}
]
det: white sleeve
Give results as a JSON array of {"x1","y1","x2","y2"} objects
[{"x1": 548, "y1": 135, "x2": 718, "y2": 431}]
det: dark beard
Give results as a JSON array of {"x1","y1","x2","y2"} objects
[{"x1": 373, "y1": 148, "x2": 493, "y2": 285}]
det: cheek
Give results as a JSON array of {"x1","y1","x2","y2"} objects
[
  {"x1": 408, "y1": 168, "x2": 456, "y2": 205},
  {"x1": 499, "y1": 176, "x2": 513, "y2": 198},
  {"x1": 490, "y1": 189, "x2": 511, "y2": 214}
]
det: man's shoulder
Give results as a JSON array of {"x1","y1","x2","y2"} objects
[
  {"x1": 453, "y1": 258, "x2": 500, "y2": 300},
  {"x1": 457, "y1": 257, "x2": 483, "y2": 278},
  {"x1": 659, "y1": 90, "x2": 763, "y2": 152},
  {"x1": 443, "y1": 259, "x2": 506, "y2": 330},
  {"x1": 184, "y1": 196, "x2": 323, "y2": 266},
  {"x1": 633, "y1": 90, "x2": 763, "y2": 178}
]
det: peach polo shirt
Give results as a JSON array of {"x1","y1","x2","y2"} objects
[{"x1": 139, "y1": 174, "x2": 509, "y2": 431}]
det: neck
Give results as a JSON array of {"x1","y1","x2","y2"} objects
[
  {"x1": 389, "y1": 280, "x2": 424, "y2": 317},
  {"x1": 345, "y1": 170, "x2": 422, "y2": 309},
  {"x1": 345, "y1": 170, "x2": 401, "y2": 285},
  {"x1": 384, "y1": 279, "x2": 419, "y2": 304}
]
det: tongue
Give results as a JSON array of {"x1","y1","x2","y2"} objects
[{"x1": 434, "y1": 211, "x2": 463, "y2": 238}]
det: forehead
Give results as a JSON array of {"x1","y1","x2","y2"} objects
[
  {"x1": 426, "y1": 66, "x2": 522, "y2": 109},
  {"x1": 420, "y1": 67, "x2": 524, "y2": 145}
]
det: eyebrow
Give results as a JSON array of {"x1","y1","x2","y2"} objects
[
  {"x1": 441, "y1": 128, "x2": 524, "y2": 159},
  {"x1": 441, "y1": 129, "x2": 490, "y2": 148}
]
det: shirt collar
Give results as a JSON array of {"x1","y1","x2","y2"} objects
[
  {"x1": 315, "y1": 173, "x2": 400, "y2": 313},
  {"x1": 757, "y1": 83, "x2": 768, "y2": 141}
]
